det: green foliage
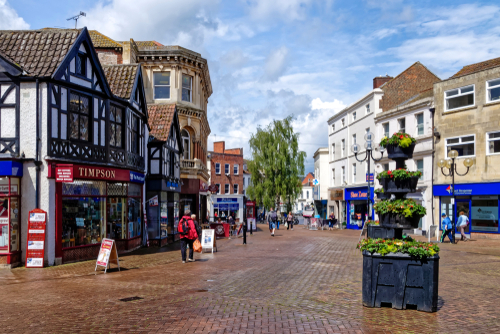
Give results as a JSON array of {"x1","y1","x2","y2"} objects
[
  {"x1": 245, "y1": 116, "x2": 306, "y2": 211},
  {"x1": 366, "y1": 220, "x2": 379, "y2": 225},
  {"x1": 357, "y1": 238, "x2": 439, "y2": 258},
  {"x1": 376, "y1": 168, "x2": 422, "y2": 180},
  {"x1": 374, "y1": 188, "x2": 384, "y2": 193},
  {"x1": 379, "y1": 131, "x2": 416, "y2": 148},
  {"x1": 373, "y1": 198, "x2": 427, "y2": 218}
]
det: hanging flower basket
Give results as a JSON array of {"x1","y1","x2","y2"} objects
[
  {"x1": 381, "y1": 176, "x2": 419, "y2": 193},
  {"x1": 386, "y1": 143, "x2": 416, "y2": 159},
  {"x1": 378, "y1": 212, "x2": 422, "y2": 228},
  {"x1": 376, "y1": 192, "x2": 390, "y2": 200}
]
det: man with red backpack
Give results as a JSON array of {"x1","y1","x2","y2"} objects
[{"x1": 178, "y1": 209, "x2": 198, "y2": 263}]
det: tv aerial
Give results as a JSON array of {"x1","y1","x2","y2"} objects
[{"x1": 67, "y1": 12, "x2": 86, "y2": 29}]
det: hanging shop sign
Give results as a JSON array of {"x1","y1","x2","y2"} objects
[
  {"x1": 95, "y1": 238, "x2": 120, "y2": 273},
  {"x1": 25, "y1": 209, "x2": 47, "y2": 268},
  {"x1": 199, "y1": 181, "x2": 209, "y2": 192},
  {"x1": 201, "y1": 229, "x2": 216, "y2": 253}
]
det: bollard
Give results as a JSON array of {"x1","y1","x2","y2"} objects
[
  {"x1": 249, "y1": 221, "x2": 253, "y2": 235},
  {"x1": 243, "y1": 221, "x2": 248, "y2": 245}
]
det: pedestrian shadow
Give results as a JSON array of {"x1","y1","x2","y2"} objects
[{"x1": 437, "y1": 296, "x2": 445, "y2": 311}]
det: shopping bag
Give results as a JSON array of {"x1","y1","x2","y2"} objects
[
  {"x1": 285, "y1": 222, "x2": 288, "y2": 228},
  {"x1": 193, "y1": 239, "x2": 202, "y2": 253}
]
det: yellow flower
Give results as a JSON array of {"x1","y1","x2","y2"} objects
[{"x1": 394, "y1": 241, "x2": 403, "y2": 246}]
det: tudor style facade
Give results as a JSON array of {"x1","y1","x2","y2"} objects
[{"x1": 0, "y1": 28, "x2": 148, "y2": 267}]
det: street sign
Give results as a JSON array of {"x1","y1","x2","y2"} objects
[
  {"x1": 366, "y1": 173, "x2": 374, "y2": 182},
  {"x1": 26, "y1": 209, "x2": 47, "y2": 268},
  {"x1": 313, "y1": 179, "x2": 319, "y2": 186}
]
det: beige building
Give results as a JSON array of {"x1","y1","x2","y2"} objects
[
  {"x1": 91, "y1": 31, "x2": 213, "y2": 222},
  {"x1": 433, "y1": 56, "x2": 500, "y2": 239}
]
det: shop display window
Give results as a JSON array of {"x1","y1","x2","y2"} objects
[
  {"x1": 471, "y1": 196, "x2": 499, "y2": 233},
  {"x1": 62, "y1": 197, "x2": 106, "y2": 247},
  {"x1": 146, "y1": 192, "x2": 160, "y2": 239},
  {"x1": 107, "y1": 197, "x2": 125, "y2": 239},
  {"x1": 160, "y1": 192, "x2": 168, "y2": 237},
  {"x1": 127, "y1": 197, "x2": 141, "y2": 238},
  {"x1": 0, "y1": 177, "x2": 21, "y2": 253}
]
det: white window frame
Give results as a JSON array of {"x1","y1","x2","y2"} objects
[
  {"x1": 332, "y1": 124, "x2": 335, "y2": 132},
  {"x1": 416, "y1": 113, "x2": 424, "y2": 136},
  {"x1": 153, "y1": 71, "x2": 171, "y2": 100},
  {"x1": 398, "y1": 118, "x2": 406, "y2": 133},
  {"x1": 352, "y1": 163, "x2": 356, "y2": 183},
  {"x1": 182, "y1": 74, "x2": 193, "y2": 102},
  {"x1": 234, "y1": 164, "x2": 239, "y2": 175},
  {"x1": 306, "y1": 191, "x2": 309, "y2": 199},
  {"x1": 486, "y1": 130, "x2": 500, "y2": 156},
  {"x1": 225, "y1": 184, "x2": 230, "y2": 194},
  {"x1": 181, "y1": 129, "x2": 190, "y2": 160},
  {"x1": 225, "y1": 164, "x2": 230, "y2": 174},
  {"x1": 332, "y1": 168, "x2": 335, "y2": 186},
  {"x1": 215, "y1": 163, "x2": 221, "y2": 175},
  {"x1": 416, "y1": 159, "x2": 424, "y2": 180},
  {"x1": 444, "y1": 84, "x2": 475, "y2": 111},
  {"x1": 382, "y1": 122, "x2": 389, "y2": 138},
  {"x1": 331, "y1": 144, "x2": 335, "y2": 160},
  {"x1": 445, "y1": 134, "x2": 476, "y2": 158},
  {"x1": 486, "y1": 78, "x2": 500, "y2": 103},
  {"x1": 353, "y1": 112, "x2": 357, "y2": 121},
  {"x1": 366, "y1": 104, "x2": 370, "y2": 114},
  {"x1": 383, "y1": 163, "x2": 389, "y2": 171},
  {"x1": 352, "y1": 134, "x2": 356, "y2": 146},
  {"x1": 342, "y1": 166, "x2": 345, "y2": 184},
  {"x1": 233, "y1": 184, "x2": 238, "y2": 194}
]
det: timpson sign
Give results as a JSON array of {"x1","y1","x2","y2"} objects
[
  {"x1": 51, "y1": 164, "x2": 144, "y2": 183},
  {"x1": 78, "y1": 167, "x2": 116, "y2": 178}
]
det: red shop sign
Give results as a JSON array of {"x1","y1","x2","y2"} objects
[
  {"x1": 53, "y1": 164, "x2": 131, "y2": 182},
  {"x1": 25, "y1": 209, "x2": 47, "y2": 268},
  {"x1": 56, "y1": 165, "x2": 73, "y2": 182}
]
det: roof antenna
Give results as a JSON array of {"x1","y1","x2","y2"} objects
[{"x1": 67, "y1": 11, "x2": 86, "y2": 29}]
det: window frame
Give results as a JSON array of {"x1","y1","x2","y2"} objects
[
  {"x1": 366, "y1": 103, "x2": 370, "y2": 114},
  {"x1": 109, "y1": 104, "x2": 124, "y2": 148},
  {"x1": 153, "y1": 72, "x2": 171, "y2": 100},
  {"x1": 332, "y1": 124, "x2": 335, "y2": 132},
  {"x1": 444, "y1": 84, "x2": 475, "y2": 111},
  {"x1": 182, "y1": 74, "x2": 193, "y2": 102},
  {"x1": 398, "y1": 117, "x2": 406, "y2": 134},
  {"x1": 233, "y1": 184, "x2": 238, "y2": 194},
  {"x1": 352, "y1": 111, "x2": 357, "y2": 121},
  {"x1": 352, "y1": 163, "x2": 356, "y2": 183},
  {"x1": 331, "y1": 143, "x2": 335, "y2": 160},
  {"x1": 486, "y1": 130, "x2": 500, "y2": 156},
  {"x1": 486, "y1": 78, "x2": 500, "y2": 103},
  {"x1": 215, "y1": 163, "x2": 221, "y2": 174},
  {"x1": 341, "y1": 139, "x2": 345, "y2": 157},
  {"x1": 76, "y1": 52, "x2": 87, "y2": 77},
  {"x1": 215, "y1": 183, "x2": 220, "y2": 194},
  {"x1": 225, "y1": 184, "x2": 229, "y2": 194},
  {"x1": 445, "y1": 134, "x2": 476, "y2": 158},
  {"x1": 233, "y1": 164, "x2": 239, "y2": 175},
  {"x1": 181, "y1": 129, "x2": 190, "y2": 160},
  {"x1": 416, "y1": 159, "x2": 424, "y2": 180},
  {"x1": 341, "y1": 166, "x2": 345, "y2": 184},
  {"x1": 224, "y1": 164, "x2": 230, "y2": 174},
  {"x1": 382, "y1": 122, "x2": 389, "y2": 138},
  {"x1": 68, "y1": 90, "x2": 91, "y2": 142},
  {"x1": 332, "y1": 168, "x2": 335, "y2": 186},
  {"x1": 341, "y1": 118, "x2": 345, "y2": 127},
  {"x1": 129, "y1": 113, "x2": 141, "y2": 154},
  {"x1": 416, "y1": 113, "x2": 424, "y2": 136}
]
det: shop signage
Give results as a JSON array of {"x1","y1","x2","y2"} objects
[
  {"x1": 217, "y1": 198, "x2": 238, "y2": 203},
  {"x1": 167, "y1": 181, "x2": 179, "y2": 190},
  {"x1": 201, "y1": 229, "x2": 216, "y2": 253},
  {"x1": 56, "y1": 165, "x2": 73, "y2": 182},
  {"x1": 148, "y1": 195, "x2": 159, "y2": 207},
  {"x1": 330, "y1": 189, "x2": 343, "y2": 201},
  {"x1": 246, "y1": 201, "x2": 255, "y2": 206},
  {"x1": 345, "y1": 187, "x2": 374, "y2": 200},
  {"x1": 434, "y1": 182, "x2": 500, "y2": 196},
  {"x1": 366, "y1": 173, "x2": 374, "y2": 182},
  {"x1": 471, "y1": 207, "x2": 498, "y2": 221},
  {"x1": 129, "y1": 171, "x2": 145, "y2": 184},
  {"x1": 214, "y1": 224, "x2": 225, "y2": 238},
  {"x1": 0, "y1": 161, "x2": 23, "y2": 177},
  {"x1": 95, "y1": 238, "x2": 120, "y2": 273},
  {"x1": 0, "y1": 185, "x2": 18, "y2": 196},
  {"x1": 199, "y1": 181, "x2": 209, "y2": 192},
  {"x1": 25, "y1": 209, "x2": 46, "y2": 268},
  {"x1": 208, "y1": 184, "x2": 219, "y2": 193}
]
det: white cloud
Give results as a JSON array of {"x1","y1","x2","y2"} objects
[
  {"x1": 262, "y1": 46, "x2": 289, "y2": 82},
  {"x1": 0, "y1": 0, "x2": 29, "y2": 30},
  {"x1": 245, "y1": 0, "x2": 315, "y2": 22},
  {"x1": 311, "y1": 98, "x2": 345, "y2": 112},
  {"x1": 372, "y1": 28, "x2": 398, "y2": 40}
]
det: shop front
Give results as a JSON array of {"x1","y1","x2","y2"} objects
[
  {"x1": 146, "y1": 180, "x2": 181, "y2": 247},
  {"x1": 328, "y1": 188, "x2": 344, "y2": 223},
  {"x1": 0, "y1": 161, "x2": 23, "y2": 267},
  {"x1": 180, "y1": 179, "x2": 208, "y2": 223},
  {"x1": 434, "y1": 182, "x2": 500, "y2": 237},
  {"x1": 211, "y1": 196, "x2": 244, "y2": 222},
  {"x1": 345, "y1": 186, "x2": 374, "y2": 230},
  {"x1": 51, "y1": 164, "x2": 144, "y2": 263}
]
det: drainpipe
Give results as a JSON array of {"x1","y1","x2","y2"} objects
[
  {"x1": 430, "y1": 107, "x2": 435, "y2": 242},
  {"x1": 35, "y1": 79, "x2": 40, "y2": 208}
]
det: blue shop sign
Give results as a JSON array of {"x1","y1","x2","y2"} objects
[
  {"x1": 0, "y1": 161, "x2": 23, "y2": 177},
  {"x1": 129, "y1": 171, "x2": 145, "y2": 184},
  {"x1": 433, "y1": 182, "x2": 500, "y2": 196},
  {"x1": 345, "y1": 187, "x2": 374, "y2": 200},
  {"x1": 217, "y1": 198, "x2": 238, "y2": 203}
]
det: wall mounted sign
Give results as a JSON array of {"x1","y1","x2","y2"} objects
[
  {"x1": 366, "y1": 173, "x2": 374, "y2": 182},
  {"x1": 433, "y1": 182, "x2": 500, "y2": 196},
  {"x1": 56, "y1": 165, "x2": 73, "y2": 182},
  {"x1": 345, "y1": 187, "x2": 374, "y2": 200},
  {"x1": 25, "y1": 209, "x2": 46, "y2": 268},
  {"x1": 330, "y1": 189, "x2": 344, "y2": 201}
]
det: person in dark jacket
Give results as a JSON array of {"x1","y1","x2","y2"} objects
[
  {"x1": 179, "y1": 210, "x2": 199, "y2": 263},
  {"x1": 268, "y1": 207, "x2": 277, "y2": 236}
]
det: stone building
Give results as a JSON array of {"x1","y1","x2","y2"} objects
[
  {"x1": 91, "y1": 31, "x2": 213, "y2": 225},
  {"x1": 433, "y1": 56, "x2": 500, "y2": 239}
]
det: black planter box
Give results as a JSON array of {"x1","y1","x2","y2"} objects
[
  {"x1": 375, "y1": 192, "x2": 390, "y2": 200},
  {"x1": 379, "y1": 213, "x2": 421, "y2": 229},
  {"x1": 362, "y1": 251, "x2": 439, "y2": 312},
  {"x1": 381, "y1": 176, "x2": 419, "y2": 194},
  {"x1": 367, "y1": 225, "x2": 402, "y2": 239},
  {"x1": 386, "y1": 143, "x2": 415, "y2": 160}
]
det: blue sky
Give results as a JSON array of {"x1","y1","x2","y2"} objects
[{"x1": 3, "y1": 0, "x2": 500, "y2": 172}]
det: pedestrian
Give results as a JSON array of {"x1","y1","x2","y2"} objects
[
  {"x1": 457, "y1": 211, "x2": 469, "y2": 241},
  {"x1": 276, "y1": 210, "x2": 281, "y2": 230},
  {"x1": 192, "y1": 214, "x2": 202, "y2": 242},
  {"x1": 178, "y1": 209, "x2": 198, "y2": 263},
  {"x1": 268, "y1": 207, "x2": 278, "y2": 236},
  {"x1": 440, "y1": 212, "x2": 454, "y2": 244},
  {"x1": 287, "y1": 211, "x2": 293, "y2": 230},
  {"x1": 328, "y1": 212, "x2": 336, "y2": 231}
]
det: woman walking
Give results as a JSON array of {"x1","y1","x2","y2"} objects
[
  {"x1": 328, "y1": 212, "x2": 336, "y2": 231},
  {"x1": 287, "y1": 212, "x2": 293, "y2": 230},
  {"x1": 457, "y1": 211, "x2": 469, "y2": 241}
]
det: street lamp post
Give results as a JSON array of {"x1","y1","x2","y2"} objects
[
  {"x1": 436, "y1": 150, "x2": 475, "y2": 243},
  {"x1": 351, "y1": 132, "x2": 385, "y2": 222}
]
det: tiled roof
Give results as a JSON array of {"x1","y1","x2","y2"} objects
[
  {"x1": 0, "y1": 29, "x2": 80, "y2": 77},
  {"x1": 89, "y1": 30, "x2": 122, "y2": 48},
  {"x1": 148, "y1": 104, "x2": 176, "y2": 141},
  {"x1": 451, "y1": 56, "x2": 500, "y2": 78},
  {"x1": 102, "y1": 64, "x2": 138, "y2": 99},
  {"x1": 396, "y1": 88, "x2": 434, "y2": 108},
  {"x1": 134, "y1": 41, "x2": 163, "y2": 48}
]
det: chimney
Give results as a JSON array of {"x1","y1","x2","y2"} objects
[
  {"x1": 214, "y1": 141, "x2": 225, "y2": 154},
  {"x1": 373, "y1": 75, "x2": 393, "y2": 89}
]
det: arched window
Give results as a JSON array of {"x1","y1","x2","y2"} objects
[{"x1": 181, "y1": 129, "x2": 190, "y2": 160}]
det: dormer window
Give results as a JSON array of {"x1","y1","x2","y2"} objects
[
  {"x1": 182, "y1": 74, "x2": 192, "y2": 102},
  {"x1": 76, "y1": 53, "x2": 86, "y2": 76}
]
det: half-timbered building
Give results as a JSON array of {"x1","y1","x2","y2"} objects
[{"x1": 0, "y1": 27, "x2": 148, "y2": 267}]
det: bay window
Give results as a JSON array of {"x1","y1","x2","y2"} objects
[
  {"x1": 154, "y1": 72, "x2": 170, "y2": 99},
  {"x1": 182, "y1": 74, "x2": 192, "y2": 102},
  {"x1": 69, "y1": 92, "x2": 90, "y2": 141},
  {"x1": 109, "y1": 105, "x2": 123, "y2": 148}
]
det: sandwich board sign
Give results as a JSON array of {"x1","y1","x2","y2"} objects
[
  {"x1": 201, "y1": 229, "x2": 216, "y2": 253},
  {"x1": 26, "y1": 209, "x2": 47, "y2": 268},
  {"x1": 95, "y1": 238, "x2": 120, "y2": 273}
]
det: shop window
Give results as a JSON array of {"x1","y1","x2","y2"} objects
[
  {"x1": 69, "y1": 92, "x2": 90, "y2": 141},
  {"x1": 154, "y1": 72, "x2": 170, "y2": 99},
  {"x1": 62, "y1": 197, "x2": 106, "y2": 247},
  {"x1": 471, "y1": 196, "x2": 499, "y2": 233},
  {"x1": 127, "y1": 197, "x2": 142, "y2": 238},
  {"x1": 487, "y1": 131, "x2": 500, "y2": 155},
  {"x1": 445, "y1": 85, "x2": 474, "y2": 111},
  {"x1": 182, "y1": 74, "x2": 192, "y2": 102},
  {"x1": 0, "y1": 177, "x2": 20, "y2": 253},
  {"x1": 487, "y1": 78, "x2": 500, "y2": 102},
  {"x1": 109, "y1": 105, "x2": 123, "y2": 148},
  {"x1": 446, "y1": 135, "x2": 475, "y2": 158}
]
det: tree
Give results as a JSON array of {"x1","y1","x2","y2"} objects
[{"x1": 246, "y1": 116, "x2": 306, "y2": 212}]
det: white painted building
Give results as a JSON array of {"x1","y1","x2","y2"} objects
[
  {"x1": 313, "y1": 148, "x2": 329, "y2": 201},
  {"x1": 374, "y1": 90, "x2": 435, "y2": 233}
]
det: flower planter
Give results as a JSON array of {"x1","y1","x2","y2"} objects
[
  {"x1": 367, "y1": 224, "x2": 402, "y2": 239},
  {"x1": 379, "y1": 213, "x2": 422, "y2": 229},
  {"x1": 381, "y1": 176, "x2": 419, "y2": 194},
  {"x1": 386, "y1": 143, "x2": 415, "y2": 160},
  {"x1": 362, "y1": 251, "x2": 439, "y2": 312},
  {"x1": 375, "y1": 192, "x2": 390, "y2": 200}
]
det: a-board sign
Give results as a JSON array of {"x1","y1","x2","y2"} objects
[
  {"x1": 201, "y1": 229, "x2": 216, "y2": 253},
  {"x1": 310, "y1": 218, "x2": 319, "y2": 231},
  {"x1": 95, "y1": 238, "x2": 120, "y2": 273},
  {"x1": 26, "y1": 209, "x2": 47, "y2": 268}
]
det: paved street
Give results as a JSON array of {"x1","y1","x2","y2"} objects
[{"x1": 1, "y1": 227, "x2": 500, "y2": 334}]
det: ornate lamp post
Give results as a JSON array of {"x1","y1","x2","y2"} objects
[
  {"x1": 436, "y1": 149, "x2": 475, "y2": 243},
  {"x1": 351, "y1": 132, "x2": 385, "y2": 221}
]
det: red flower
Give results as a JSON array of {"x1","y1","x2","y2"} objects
[{"x1": 400, "y1": 135, "x2": 404, "y2": 139}]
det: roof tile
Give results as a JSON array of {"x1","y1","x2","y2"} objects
[
  {"x1": 451, "y1": 56, "x2": 500, "y2": 78},
  {"x1": 147, "y1": 104, "x2": 176, "y2": 141},
  {"x1": 102, "y1": 64, "x2": 138, "y2": 100},
  {"x1": 89, "y1": 30, "x2": 122, "y2": 48}
]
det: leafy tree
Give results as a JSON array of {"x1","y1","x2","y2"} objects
[{"x1": 246, "y1": 116, "x2": 306, "y2": 212}]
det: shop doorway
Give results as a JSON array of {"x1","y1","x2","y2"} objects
[{"x1": 455, "y1": 199, "x2": 471, "y2": 235}]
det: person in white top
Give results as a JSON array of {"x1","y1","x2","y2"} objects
[{"x1": 457, "y1": 211, "x2": 469, "y2": 242}]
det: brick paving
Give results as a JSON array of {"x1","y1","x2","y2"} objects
[{"x1": 1, "y1": 226, "x2": 500, "y2": 333}]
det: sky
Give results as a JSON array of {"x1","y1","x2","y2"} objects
[{"x1": 3, "y1": 0, "x2": 500, "y2": 173}]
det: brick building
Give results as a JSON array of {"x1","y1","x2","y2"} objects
[{"x1": 207, "y1": 141, "x2": 244, "y2": 222}]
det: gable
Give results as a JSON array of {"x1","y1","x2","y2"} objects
[
  {"x1": 53, "y1": 27, "x2": 111, "y2": 96},
  {"x1": 131, "y1": 68, "x2": 147, "y2": 115}
]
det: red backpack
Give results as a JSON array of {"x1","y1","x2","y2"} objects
[{"x1": 178, "y1": 217, "x2": 191, "y2": 235}]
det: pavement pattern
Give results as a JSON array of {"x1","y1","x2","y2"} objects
[{"x1": 1, "y1": 225, "x2": 500, "y2": 334}]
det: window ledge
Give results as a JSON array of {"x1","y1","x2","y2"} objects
[
  {"x1": 484, "y1": 100, "x2": 500, "y2": 107},
  {"x1": 443, "y1": 105, "x2": 476, "y2": 115}
]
